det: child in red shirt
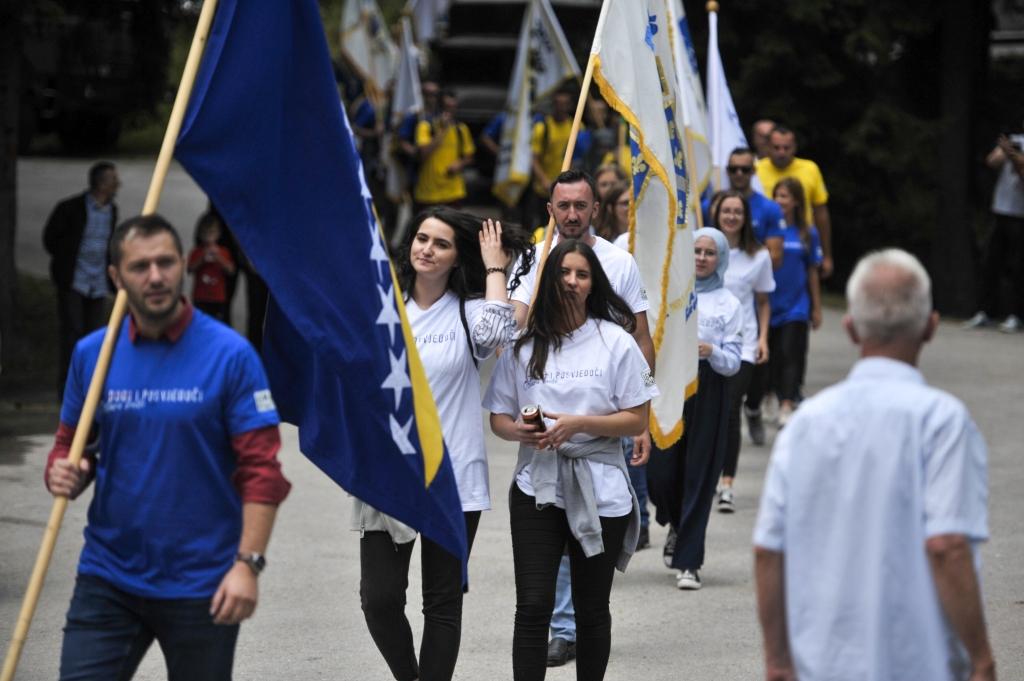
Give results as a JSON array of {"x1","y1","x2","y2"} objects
[{"x1": 187, "y1": 213, "x2": 236, "y2": 322}]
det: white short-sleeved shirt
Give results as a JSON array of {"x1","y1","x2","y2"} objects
[
  {"x1": 724, "y1": 248, "x2": 775, "y2": 363},
  {"x1": 511, "y1": 234, "x2": 649, "y2": 314},
  {"x1": 482, "y1": 319, "x2": 658, "y2": 516},
  {"x1": 407, "y1": 293, "x2": 511, "y2": 512},
  {"x1": 697, "y1": 287, "x2": 743, "y2": 377},
  {"x1": 754, "y1": 357, "x2": 988, "y2": 681}
]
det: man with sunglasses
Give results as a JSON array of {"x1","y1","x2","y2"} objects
[{"x1": 702, "y1": 147, "x2": 785, "y2": 252}]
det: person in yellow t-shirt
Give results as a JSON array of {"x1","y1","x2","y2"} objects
[
  {"x1": 755, "y1": 126, "x2": 834, "y2": 277},
  {"x1": 414, "y1": 91, "x2": 475, "y2": 207},
  {"x1": 524, "y1": 89, "x2": 575, "y2": 230}
]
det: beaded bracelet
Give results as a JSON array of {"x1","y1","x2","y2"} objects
[{"x1": 486, "y1": 267, "x2": 506, "y2": 275}]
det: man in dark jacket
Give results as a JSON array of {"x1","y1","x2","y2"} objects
[{"x1": 43, "y1": 161, "x2": 120, "y2": 396}]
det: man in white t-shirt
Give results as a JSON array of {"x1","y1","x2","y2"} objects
[
  {"x1": 753, "y1": 249, "x2": 995, "y2": 681},
  {"x1": 511, "y1": 170, "x2": 654, "y2": 369},
  {"x1": 510, "y1": 169, "x2": 655, "y2": 667}
]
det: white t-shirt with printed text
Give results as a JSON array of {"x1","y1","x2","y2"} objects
[
  {"x1": 407, "y1": 292, "x2": 509, "y2": 512},
  {"x1": 483, "y1": 319, "x2": 658, "y2": 516}
]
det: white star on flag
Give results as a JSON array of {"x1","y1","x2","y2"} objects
[
  {"x1": 389, "y1": 413, "x2": 417, "y2": 455},
  {"x1": 381, "y1": 349, "x2": 412, "y2": 410},
  {"x1": 369, "y1": 230, "x2": 390, "y2": 270},
  {"x1": 376, "y1": 284, "x2": 402, "y2": 345}
]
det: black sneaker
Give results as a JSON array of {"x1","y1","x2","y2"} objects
[
  {"x1": 636, "y1": 525, "x2": 650, "y2": 550},
  {"x1": 662, "y1": 527, "x2": 677, "y2": 567},
  {"x1": 745, "y1": 407, "x2": 766, "y2": 446},
  {"x1": 546, "y1": 637, "x2": 576, "y2": 667}
]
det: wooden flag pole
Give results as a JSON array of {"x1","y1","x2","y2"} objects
[
  {"x1": 0, "y1": 1, "x2": 220, "y2": 678},
  {"x1": 526, "y1": 54, "x2": 597, "y2": 319}
]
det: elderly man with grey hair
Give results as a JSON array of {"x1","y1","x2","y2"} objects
[{"x1": 752, "y1": 249, "x2": 996, "y2": 681}]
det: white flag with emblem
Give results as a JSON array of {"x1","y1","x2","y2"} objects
[
  {"x1": 492, "y1": 0, "x2": 580, "y2": 208},
  {"x1": 340, "y1": 0, "x2": 398, "y2": 99},
  {"x1": 591, "y1": 0, "x2": 697, "y2": 447},
  {"x1": 384, "y1": 17, "x2": 423, "y2": 202},
  {"x1": 665, "y1": 0, "x2": 712, "y2": 209},
  {"x1": 405, "y1": 0, "x2": 449, "y2": 44}
]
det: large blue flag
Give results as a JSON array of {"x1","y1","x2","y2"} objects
[{"x1": 175, "y1": 0, "x2": 467, "y2": 562}]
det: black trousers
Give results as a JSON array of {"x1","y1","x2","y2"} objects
[
  {"x1": 744, "y1": 360, "x2": 769, "y2": 412},
  {"x1": 360, "y1": 511, "x2": 481, "y2": 681},
  {"x1": 509, "y1": 484, "x2": 629, "y2": 681},
  {"x1": 981, "y1": 213, "x2": 1024, "y2": 318},
  {"x1": 56, "y1": 288, "x2": 107, "y2": 398},
  {"x1": 647, "y1": 360, "x2": 730, "y2": 570},
  {"x1": 769, "y1": 321, "x2": 808, "y2": 403},
  {"x1": 723, "y1": 361, "x2": 755, "y2": 478}
]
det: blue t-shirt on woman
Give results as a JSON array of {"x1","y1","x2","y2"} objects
[{"x1": 769, "y1": 224, "x2": 823, "y2": 327}]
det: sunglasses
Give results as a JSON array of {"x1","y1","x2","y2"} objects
[{"x1": 726, "y1": 165, "x2": 754, "y2": 174}]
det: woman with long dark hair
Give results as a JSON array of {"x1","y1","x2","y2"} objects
[
  {"x1": 484, "y1": 239, "x2": 656, "y2": 681},
  {"x1": 355, "y1": 207, "x2": 534, "y2": 681},
  {"x1": 594, "y1": 182, "x2": 631, "y2": 244}
]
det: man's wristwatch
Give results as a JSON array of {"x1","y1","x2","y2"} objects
[{"x1": 236, "y1": 552, "x2": 266, "y2": 576}]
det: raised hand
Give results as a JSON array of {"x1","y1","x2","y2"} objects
[{"x1": 479, "y1": 219, "x2": 510, "y2": 271}]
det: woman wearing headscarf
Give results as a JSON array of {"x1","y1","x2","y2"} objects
[{"x1": 647, "y1": 227, "x2": 742, "y2": 590}]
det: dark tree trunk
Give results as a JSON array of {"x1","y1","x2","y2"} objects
[
  {"x1": 932, "y1": 0, "x2": 988, "y2": 315},
  {"x1": 0, "y1": 2, "x2": 21, "y2": 372}
]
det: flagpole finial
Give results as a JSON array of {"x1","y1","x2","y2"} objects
[{"x1": 706, "y1": 1, "x2": 720, "y2": 12}]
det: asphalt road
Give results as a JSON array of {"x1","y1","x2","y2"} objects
[{"x1": 4, "y1": 157, "x2": 1023, "y2": 679}]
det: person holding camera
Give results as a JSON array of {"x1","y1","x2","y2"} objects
[{"x1": 964, "y1": 124, "x2": 1024, "y2": 333}]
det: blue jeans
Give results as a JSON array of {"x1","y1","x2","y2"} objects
[
  {"x1": 59, "y1": 574, "x2": 239, "y2": 681},
  {"x1": 550, "y1": 436, "x2": 648, "y2": 643},
  {"x1": 623, "y1": 436, "x2": 649, "y2": 529},
  {"x1": 549, "y1": 554, "x2": 575, "y2": 642}
]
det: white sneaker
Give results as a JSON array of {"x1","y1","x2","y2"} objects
[
  {"x1": 676, "y1": 569, "x2": 702, "y2": 590},
  {"x1": 961, "y1": 312, "x2": 990, "y2": 329},
  {"x1": 999, "y1": 314, "x2": 1021, "y2": 333},
  {"x1": 762, "y1": 394, "x2": 779, "y2": 424},
  {"x1": 777, "y1": 403, "x2": 794, "y2": 429},
  {"x1": 717, "y1": 487, "x2": 735, "y2": 513}
]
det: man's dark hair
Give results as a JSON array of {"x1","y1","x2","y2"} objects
[
  {"x1": 729, "y1": 146, "x2": 754, "y2": 159},
  {"x1": 769, "y1": 124, "x2": 795, "y2": 140},
  {"x1": 549, "y1": 169, "x2": 598, "y2": 203},
  {"x1": 88, "y1": 161, "x2": 116, "y2": 190},
  {"x1": 441, "y1": 88, "x2": 458, "y2": 101},
  {"x1": 554, "y1": 86, "x2": 576, "y2": 100},
  {"x1": 109, "y1": 214, "x2": 183, "y2": 266}
]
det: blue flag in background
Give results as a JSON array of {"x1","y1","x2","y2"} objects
[{"x1": 175, "y1": 0, "x2": 467, "y2": 563}]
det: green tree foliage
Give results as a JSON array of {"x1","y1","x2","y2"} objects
[{"x1": 685, "y1": 0, "x2": 994, "y2": 299}]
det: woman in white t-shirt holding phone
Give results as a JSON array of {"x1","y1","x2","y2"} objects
[
  {"x1": 484, "y1": 239, "x2": 657, "y2": 681},
  {"x1": 356, "y1": 207, "x2": 534, "y2": 681}
]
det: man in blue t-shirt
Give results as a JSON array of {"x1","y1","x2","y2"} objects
[
  {"x1": 702, "y1": 147, "x2": 785, "y2": 246},
  {"x1": 45, "y1": 214, "x2": 291, "y2": 681}
]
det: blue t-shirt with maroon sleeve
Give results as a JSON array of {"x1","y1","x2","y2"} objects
[{"x1": 61, "y1": 308, "x2": 280, "y2": 598}]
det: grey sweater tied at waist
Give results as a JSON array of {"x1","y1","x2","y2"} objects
[{"x1": 515, "y1": 436, "x2": 640, "y2": 572}]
